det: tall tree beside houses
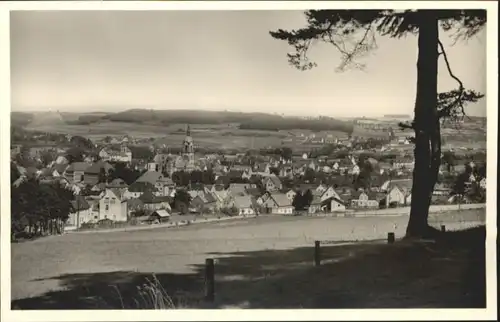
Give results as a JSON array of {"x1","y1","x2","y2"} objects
[
  {"x1": 11, "y1": 178, "x2": 74, "y2": 239},
  {"x1": 270, "y1": 9, "x2": 485, "y2": 238},
  {"x1": 173, "y1": 189, "x2": 192, "y2": 214}
]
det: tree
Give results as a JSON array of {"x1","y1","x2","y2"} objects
[
  {"x1": 171, "y1": 171, "x2": 191, "y2": 187},
  {"x1": 11, "y1": 162, "x2": 20, "y2": 184},
  {"x1": 98, "y1": 168, "x2": 107, "y2": 184},
  {"x1": 354, "y1": 165, "x2": 373, "y2": 190},
  {"x1": 303, "y1": 189, "x2": 314, "y2": 208},
  {"x1": 467, "y1": 181, "x2": 485, "y2": 203},
  {"x1": 280, "y1": 147, "x2": 293, "y2": 161},
  {"x1": 303, "y1": 168, "x2": 316, "y2": 183},
  {"x1": 11, "y1": 178, "x2": 74, "y2": 239},
  {"x1": 40, "y1": 150, "x2": 55, "y2": 167},
  {"x1": 201, "y1": 169, "x2": 215, "y2": 185},
  {"x1": 70, "y1": 135, "x2": 94, "y2": 149},
  {"x1": 107, "y1": 163, "x2": 142, "y2": 185},
  {"x1": 190, "y1": 170, "x2": 203, "y2": 184},
  {"x1": 270, "y1": 9, "x2": 485, "y2": 238},
  {"x1": 173, "y1": 189, "x2": 192, "y2": 214},
  {"x1": 66, "y1": 147, "x2": 85, "y2": 163},
  {"x1": 442, "y1": 151, "x2": 456, "y2": 172},
  {"x1": 292, "y1": 192, "x2": 306, "y2": 210}
]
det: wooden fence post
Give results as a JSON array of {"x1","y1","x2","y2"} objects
[
  {"x1": 314, "y1": 241, "x2": 321, "y2": 266},
  {"x1": 441, "y1": 225, "x2": 446, "y2": 232},
  {"x1": 205, "y1": 258, "x2": 215, "y2": 302},
  {"x1": 387, "y1": 232, "x2": 395, "y2": 244}
]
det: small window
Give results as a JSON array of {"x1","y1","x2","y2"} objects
[{"x1": 105, "y1": 205, "x2": 109, "y2": 211}]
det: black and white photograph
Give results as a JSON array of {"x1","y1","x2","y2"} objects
[{"x1": 1, "y1": 1, "x2": 497, "y2": 320}]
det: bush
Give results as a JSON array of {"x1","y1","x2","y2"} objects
[{"x1": 80, "y1": 222, "x2": 97, "y2": 230}]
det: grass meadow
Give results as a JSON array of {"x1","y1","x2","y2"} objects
[{"x1": 11, "y1": 209, "x2": 486, "y2": 309}]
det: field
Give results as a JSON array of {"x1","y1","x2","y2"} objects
[
  {"x1": 24, "y1": 120, "x2": 354, "y2": 151},
  {"x1": 11, "y1": 209, "x2": 486, "y2": 309},
  {"x1": 25, "y1": 121, "x2": 288, "y2": 150}
]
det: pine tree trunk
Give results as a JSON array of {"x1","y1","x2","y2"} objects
[{"x1": 406, "y1": 10, "x2": 440, "y2": 238}]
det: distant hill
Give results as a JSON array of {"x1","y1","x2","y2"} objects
[
  {"x1": 11, "y1": 112, "x2": 34, "y2": 127},
  {"x1": 27, "y1": 111, "x2": 66, "y2": 127},
  {"x1": 65, "y1": 109, "x2": 353, "y2": 133},
  {"x1": 11, "y1": 108, "x2": 355, "y2": 134}
]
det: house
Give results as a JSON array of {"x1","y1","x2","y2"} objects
[
  {"x1": 149, "y1": 209, "x2": 171, "y2": 224},
  {"x1": 188, "y1": 188, "x2": 206, "y2": 201},
  {"x1": 321, "y1": 165, "x2": 333, "y2": 173},
  {"x1": 233, "y1": 195, "x2": 258, "y2": 216},
  {"x1": 285, "y1": 189, "x2": 297, "y2": 202},
  {"x1": 448, "y1": 194, "x2": 473, "y2": 204},
  {"x1": 433, "y1": 183, "x2": 452, "y2": 196},
  {"x1": 66, "y1": 195, "x2": 92, "y2": 230},
  {"x1": 384, "y1": 186, "x2": 408, "y2": 207},
  {"x1": 189, "y1": 195, "x2": 206, "y2": 212},
  {"x1": 227, "y1": 169, "x2": 244, "y2": 181},
  {"x1": 55, "y1": 155, "x2": 69, "y2": 165},
  {"x1": 242, "y1": 169, "x2": 253, "y2": 180},
  {"x1": 91, "y1": 182, "x2": 107, "y2": 193},
  {"x1": 380, "y1": 178, "x2": 412, "y2": 193},
  {"x1": 254, "y1": 163, "x2": 270, "y2": 174},
  {"x1": 64, "y1": 162, "x2": 91, "y2": 183},
  {"x1": 228, "y1": 183, "x2": 254, "y2": 197},
  {"x1": 139, "y1": 190, "x2": 172, "y2": 211},
  {"x1": 262, "y1": 175, "x2": 282, "y2": 192},
  {"x1": 51, "y1": 163, "x2": 68, "y2": 177},
  {"x1": 350, "y1": 191, "x2": 380, "y2": 209},
  {"x1": 279, "y1": 166, "x2": 294, "y2": 178},
  {"x1": 135, "y1": 170, "x2": 165, "y2": 185},
  {"x1": 231, "y1": 165, "x2": 252, "y2": 173},
  {"x1": 479, "y1": 178, "x2": 486, "y2": 190},
  {"x1": 135, "y1": 170, "x2": 175, "y2": 196},
  {"x1": 99, "y1": 145, "x2": 132, "y2": 163},
  {"x1": 377, "y1": 162, "x2": 392, "y2": 174},
  {"x1": 325, "y1": 196, "x2": 347, "y2": 213},
  {"x1": 308, "y1": 196, "x2": 324, "y2": 214},
  {"x1": 123, "y1": 181, "x2": 157, "y2": 199},
  {"x1": 147, "y1": 162, "x2": 160, "y2": 172},
  {"x1": 108, "y1": 178, "x2": 128, "y2": 189},
  {"x1": 212, "y1": 188, "x2": 230, "y2": 206},
  {"x1": 307, "y1": 160, "x2": 318, "y2": 171},
  {"x1": 84, "y1": 161, "x2": 114, "y2": 186},
  {"x1": 244, "y1": 187, "x2": 262, "y2": 198},
  {"x1": 380, "y1": 178, "x2": 412, "y2": 206},
  {"x1": 256, "y1": 191, "x2": 271, "y2": 205},
  {"x1": 67, "y1": 182, "x2": 84, "y2": 196},
  {"x1": 316, "y1": 184, "x2": 327, "y2": 194},
  {"x1": 350, "y1": 164, "x2": 361, "y2": 175},
  {"x1": 203, "y1": 192, "x2": 219, "y2": 211},
  {"x1": 99, "y1": 188, "x2": 128, "y2": 222},
  {"x1": 262, "y1": 192, "x2": 294, "y2": 215},
  {"x1": 319, "y1": 186, "x2": 341, "y2": 203}
]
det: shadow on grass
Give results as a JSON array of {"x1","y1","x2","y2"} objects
[{"x1": 12, "y1": 226, "x2": 486, "y2": 309}]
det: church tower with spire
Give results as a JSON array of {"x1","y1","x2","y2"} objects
[{"x1": 182, "y1": 124, "x2": 195, "y2": 171}]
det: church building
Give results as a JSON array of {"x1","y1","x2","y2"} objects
[{"x1": 148, "y1": 125, "x2": 198, "y2": 176}]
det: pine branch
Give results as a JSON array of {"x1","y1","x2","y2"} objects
[{"x1": 437, "y1": 40, "x2": 485, "y2": 121}]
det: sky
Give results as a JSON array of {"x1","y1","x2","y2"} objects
[{"x1": 10, "y1": 10, "x2": 487, "y2": 118}]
